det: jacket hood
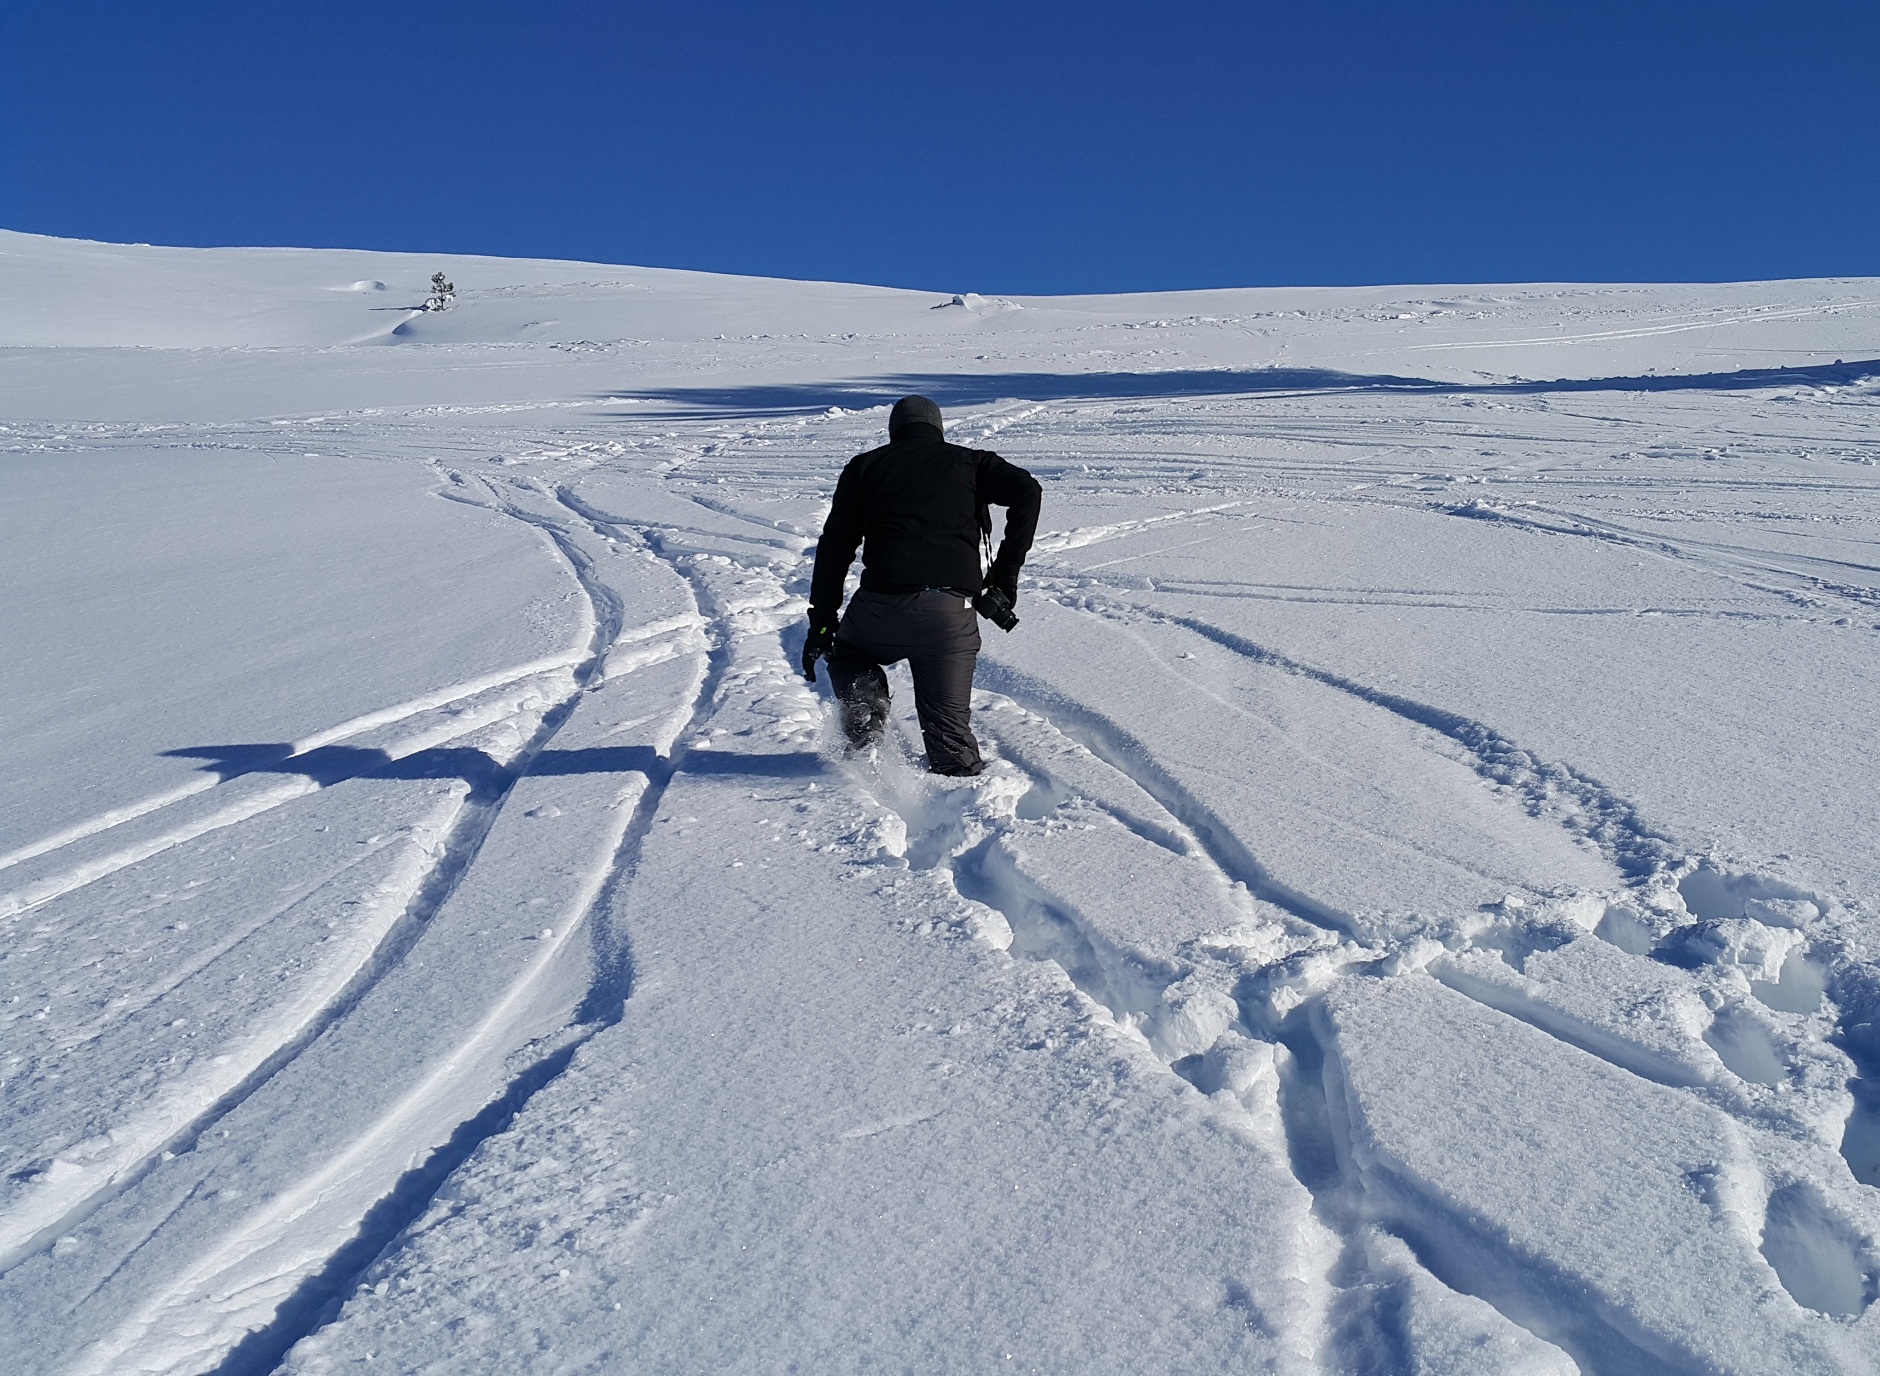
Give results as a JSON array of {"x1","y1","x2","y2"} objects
[{"x1": 888, "y1": 395, "x2": 944, "y2": 439}]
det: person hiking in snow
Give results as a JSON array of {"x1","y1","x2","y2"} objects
[{"x1": 800, "y1": 395, "x2": 1042, "y2": 776}]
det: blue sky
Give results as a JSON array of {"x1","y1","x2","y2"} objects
[{"x1": 2, "y1": 1, "x2": 1875, "y2": 293}]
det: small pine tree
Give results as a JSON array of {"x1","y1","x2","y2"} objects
[{"x1": 426, "y1": 272, "x2": 456, "y2": 311}]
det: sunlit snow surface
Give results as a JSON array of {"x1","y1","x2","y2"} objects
[{"x1": 2, "y1": 229, "x2": 1879, "y2": 1374}]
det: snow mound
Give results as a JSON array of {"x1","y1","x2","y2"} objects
[{"x1": 931, "y1": 291, "x2": 1022, "y2": 314}]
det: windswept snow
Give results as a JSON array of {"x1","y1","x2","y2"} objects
[{"x1": 2, "y1": 229, "x2": 1878, "y2": 1373}]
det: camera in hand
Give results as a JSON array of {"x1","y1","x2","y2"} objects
[{"x1": 973, "y1": 583, "x2": 1019, "y2": 632}]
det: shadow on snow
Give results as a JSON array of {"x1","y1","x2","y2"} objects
[
  {"x1": 596, "y1": 357, "x2": 1880, "y2": 419},
  {"x1": 161, "y1": 742, "x2": 825, "y2": 797}
]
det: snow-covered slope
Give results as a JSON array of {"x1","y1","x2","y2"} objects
[{"x1": 2, "y1": 230, "x2": 1878, "y2": 1374}]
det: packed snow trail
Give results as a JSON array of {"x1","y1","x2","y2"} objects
[{"x1": 3, "y1": 233, "x2": 1879, "y2": 1373}]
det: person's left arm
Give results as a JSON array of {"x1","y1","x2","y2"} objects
[{"x1": 976, "y1": 452, "x2": 1043, "y2": 598}]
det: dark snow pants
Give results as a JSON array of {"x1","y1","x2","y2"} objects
[{"x1": 827, "y1": 588, "x2": 983, "y2": 775}]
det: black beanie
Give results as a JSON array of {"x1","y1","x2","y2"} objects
[{"x1": 888, "y1": 395, "x2": 943, "y2": 438}]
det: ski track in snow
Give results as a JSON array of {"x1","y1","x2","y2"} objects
[
  {"x1": 1042, "y1": 590, "x2": 1679, "y2": 880},
  {"x1": 187, "y1": 461, "x2": 787, "y2": 1374},
  {"x1": 191, "y1": 497, "x2": 736, "y2": 1374},
  {"x1": 0, "y1": 667, "x2": 576, "y2": 923},
  {"x1": 8, "y1": 713, "x2": 593, "y2": 1240},
  {"x1": 1, "y1": 456, "x2": 728, "y2": 1372},
  {"x1": 0, "y1": 683, "x2": 567, "y2": 1271}
]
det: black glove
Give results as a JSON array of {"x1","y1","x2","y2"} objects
[{"x1": 801, "y1": 617, "x2": 838, "y2": 682}]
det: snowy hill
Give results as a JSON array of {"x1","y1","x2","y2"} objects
[{"x1": 2, "y1": 229, "x2": 1879, "y2": 1374}]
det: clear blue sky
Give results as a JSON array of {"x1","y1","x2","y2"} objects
[{"x1": 2, "y1": 1, "x2": 1875, "y2": 293}]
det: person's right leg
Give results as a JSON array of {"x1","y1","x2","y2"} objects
[
  {"x1": 827, "y1": 590, "x2": 913, "y2": 752},
  {"x1": 825, "y1": 644, "x2": 890, "y2": 751}
]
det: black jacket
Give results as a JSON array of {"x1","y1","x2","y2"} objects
[{"x1": 809, "y1": 422, "x2": 1042, "y2": 623}]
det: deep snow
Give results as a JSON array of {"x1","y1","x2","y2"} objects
[{"x1": 2, "y1": 229, "x2": 1878, "y2": 1373}]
